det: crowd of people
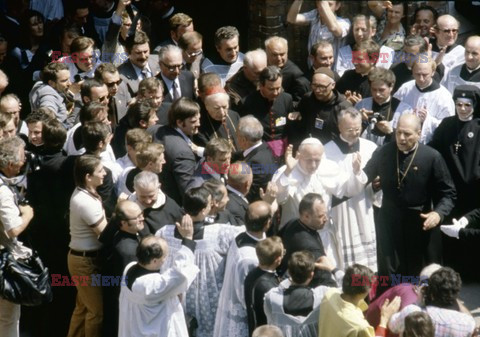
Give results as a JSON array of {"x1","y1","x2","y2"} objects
[{"x1": 0, "y1": 0, "x2": 479, "y2": 336}]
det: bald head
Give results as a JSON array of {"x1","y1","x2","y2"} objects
[
  {"x1": 136, "y1": 235, "x2": 168, "y2": 268},
  {"x1": 252, "y1": 325, "x2": 284, "y2": 337},
  {"x1": 465, "y1": 36, "x2": 480, "y2": 70},
  {"x1": 396, "y1": 114, "x2": 421, "y2": 152},
  {"x1": 245, "y1": 201, "x2": 272, "y2": 233},
  {"x1": 435, "y1": 15, "x2": 459, "y2": 47},
  {"x1": 398, "y1": 114, "x2": 421, "y2": 132},
  {"x1": 227, "y1": 162, "x2": 253, "y2": 194}
]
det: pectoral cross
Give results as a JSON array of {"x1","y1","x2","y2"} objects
[{"x1": 454, "y1": 141, "x2": 462, "y2": 155}]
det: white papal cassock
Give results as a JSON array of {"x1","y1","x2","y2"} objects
[
  {"x1": 324, "y1": 138, "x2": 378, "y2": 272},
  {"x1": 273, "y1": 154, "x2": 366, "y2": 268},
  {"x1": 118, "y1": 245, "x2": 199, "y2": 337}
]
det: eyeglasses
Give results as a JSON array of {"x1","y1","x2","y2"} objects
[
  {"x1": 161, "y1": 62, "x2": 182, "y2": 72},
  {"x1": 186, "y1": 49, "x2": 203, "y2": 58},
  {"x1": 312, "y1": 82, "x2": 334, "y2": 91},
  {"x1": 344, "y1": 127, "x2": 362, "y2": 133},
  {"x1": 438, "y1": 28, "x2": 458, "y2": 34},
  {"x1": 105, "y1": 79, "x2": 123, "y2": 88}
]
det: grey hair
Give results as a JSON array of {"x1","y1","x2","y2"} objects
[
  {"x1": 252, "y1": 325, "x2": 284, "y2": 337},
  {"x1": 0, "y1": 93, "x2": 20, "y2": 111},
  {"x1": 244, "y1": 48, "x2": 267, "y2": 68},
  {"x1": 134, "y1": 170, "x2": 160, "y2": 191},
  {"x1": 338, "y1": 107, "x2": 362, "y2": 122},
  {"x1": 238, "y1": 115, "x2": 263, "y2": 143},
  {"x1": 158, "y1": 44, "x2": 183, "y2": 63},
  {"x1": 0, "y1": 136, "x2": 25, "y2": 169},
  {"x1": 265, "y1": 36, "x2": 287, "y2": 50},
  {"x1": 404, "y1": 35, "x2": 428, "y2": 53}
]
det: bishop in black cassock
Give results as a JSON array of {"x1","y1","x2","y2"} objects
[{"x1": 363, "y1": 114, "x2": 456, "y2": 279}]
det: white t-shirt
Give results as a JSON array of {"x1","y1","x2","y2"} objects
[{"x1": 69, "y1": 187, "x2": 105, "y2": 251}]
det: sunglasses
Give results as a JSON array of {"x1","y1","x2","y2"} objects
[{"x1": 105, "y1": 79, "x2": 123, "y2": 88}]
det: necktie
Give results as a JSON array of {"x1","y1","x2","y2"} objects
[
  {"x1": 172, "y1": 81, "x2": 180, "y2": 101},
  {"x1": 141, "y1": 68, "x2": 150, "y2": 79}
]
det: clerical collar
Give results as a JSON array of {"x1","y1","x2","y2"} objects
[
  {"x1": 373, "y1": 96, "x2": 391, "y2": 107},
  {"x1": 415, "y1": 80, "x2": 440, "y2": 93},
  {"x1": 259, "y1": 267, "x2": 277, "y2": 274},
  {"x1": 246, "y1": 231, "x2": 266, "y2": 242},
  {"x1": 243, "y1": 142, "x2": 262, "y2": 157},
  {"x1": 400, "y1": 142, "x2": 418, "y2": 155},
  {"x1": 466, "y1": 64, "x2": 480, "y2": 73},
  {"x1": 339, "y1": 135, "x2": 353, "y2": 145}
]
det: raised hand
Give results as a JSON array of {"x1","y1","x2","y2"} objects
[
  {"x1": 260, "y1": 181, "x2": 278, "y2": 204},
  {"x1": 176, "y1": 214, "x2": 194, "y2": 240},
  {"x1": 352, "y1": 151, "x2": 362, "y2": 174},
  {"x1": 284, "y1": 144, "x2": 298, "y2": 176}
]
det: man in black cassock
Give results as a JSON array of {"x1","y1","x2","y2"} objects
[
  {"x1": 429, "y1": 85, "x2": 480, "y2": 280},
  {"x1": 362, "y1": 114, "x2": 456, "y2": 280}
]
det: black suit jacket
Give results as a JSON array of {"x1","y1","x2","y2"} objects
[
  {"x1": 152, "y1": 125, "x2": 197, "y2": 205},
  {"x1": 226, "y1": 189, "x2": 249, "y2": 226},
  {"x1": 243, "y1": 142, "x2": 276, "y2": 202},
  {"x1": 280, "y1": 219, "x2": 336, "y2": 287},
  {"x1": 117, "y1": 56, "x2": 161, "y2": 99},
  {"x1": 157, "y1": 71, "x2": 195, "y2": 103}
]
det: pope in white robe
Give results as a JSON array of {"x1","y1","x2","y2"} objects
[
  {"x1": 324, "y1": 109, "x2": 378, "y2": 272},
  {"x1": 272, "y1": 138, "x2": 365, "y2": 267},
  {"x1": 157, "y1": 222, "x2": 243, "y2": 337},
  {"x1": 394, "y1": 59, "x2": 454, "y2": 144},
  {"x1": 118, "y1": 237, "x2": 199, "y2": 337}
]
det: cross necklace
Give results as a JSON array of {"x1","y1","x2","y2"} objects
[{"x1": 396, "y1": 145, "x2": 419, "y2": 190}]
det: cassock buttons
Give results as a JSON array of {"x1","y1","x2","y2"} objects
[{"x1": 468, "y1": 132, "x2": 474, "y2": 138}]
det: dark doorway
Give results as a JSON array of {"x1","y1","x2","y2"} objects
[{"x1": 175, "y1": 0, "x2": 249, "y2": 57}]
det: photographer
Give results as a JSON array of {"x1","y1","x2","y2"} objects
[
  {"x1": 356, "y1": 67, "x2": 411, "y2": 145},
  {"x1": 0, "y1": 136, "x2": 34, "y2": 337}
]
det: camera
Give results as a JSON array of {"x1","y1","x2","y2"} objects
[
  {"x1": 24, "y1": 151, "x2": 44, "y2": 174},
  {"x1": 368, "y1": 112, "x2": 384, "y2": 124}
]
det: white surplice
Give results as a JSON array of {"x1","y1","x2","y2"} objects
[
  {"x1": 213, "y1": 233, "x2": 262, "y2": 337},
  {"x1": 118, "y1": 245, "x2": 199, "y2": 337},
  {"x1": 273, "y1": 158, "x2": 366, "y2": 267},
  {"x1": 157, "y1": 224, "x2": 244, "y2": 337},
  {"x1": 263, "y1": 279, "x2": 331, "y2": 337},
  {"x1": 324, "y1": 138, "x2": 378, "y2": 272},
  {"x1": 431, "y1": 44, "x2": 465, "y2": 77},
  {"x1": 441, "y1": 63, "x2": 480, "y2": 94},
  {"x1": 394, "y1": 80, "x2": 455, "y2": 144}
]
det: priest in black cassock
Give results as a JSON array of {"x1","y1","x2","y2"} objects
[
  {"x1": 362, "y1": 114, "x2": 456, "y2": 280},
  {"x1": 429, "y1": 85, "x2": 480, "y2": 280}
]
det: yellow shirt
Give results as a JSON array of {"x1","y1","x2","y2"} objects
[{"x1": 318, "y1": 288, "x2": 375, "y2": 337}]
